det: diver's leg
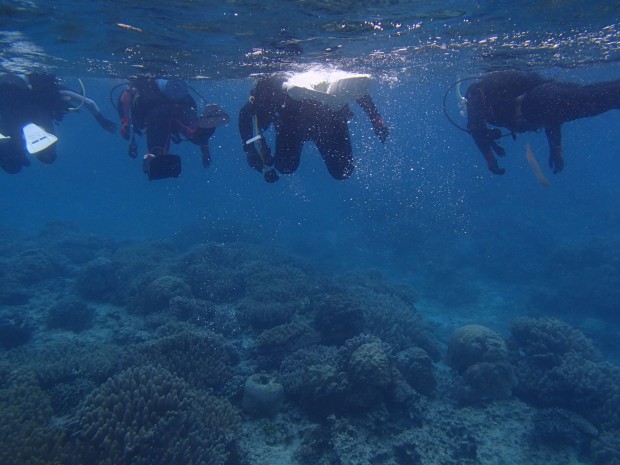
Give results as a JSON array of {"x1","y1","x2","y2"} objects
[
  {"x1": 523, "y1": 80, "x2": 620, "y2": 125},
  {"x1": 174, "y1": 103, "x2": 199, "y2": 138},
  {"x1": 274, "y1": 123, "x2": 303, "y2": 174},
  {"x1": 145, "y1": 105, "x2": 172, "y2": 156},
  {"x1": 0, "y1": 140, "x2": 28, "y2": 173},
  {"x1": 315, "y1": 116, "x2": 354, "y2": 180}
]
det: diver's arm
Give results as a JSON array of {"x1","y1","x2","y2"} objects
[
  {"x1": 59, "y1": 90, "x2": 100, "y2": 116},
  {"x1": 356, "y1": 93, "x2": 388, "y2": 143},
  {"x1": 59, "y1": 90, "x2": 116, "y2": 133},
  {"x1": 117, "y1": 88, "x2": 136, "y2": 139},
  {"x1": 356, "y1": 93, "x2": 380, "y2": 118},
  {"x1": 466, "y1": 84, "x2": 491, "y2": 152},
  {"x1": 545, "y1": 125, "x2": 564, "y2": 173},
  {"x1": 466, "y1": 83, "x2": 505, "y2": 175}
]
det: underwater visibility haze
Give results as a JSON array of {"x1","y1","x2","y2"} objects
[{"x1": 1, "y1": 1, "x2": 620, "y2": 465}]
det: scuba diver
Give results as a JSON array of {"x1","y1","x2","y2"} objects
[
  {"x1": 238, "y1": 71, "x2": 389, "y2": 183},
  {"x1": 117, "y1": 77, "x2": 230, "y2": 180},
  {"x1": 462, "y1": 70, "x2": 620, "y2": 175},
  {"x1": 0, "y1": 73, "x2": 116, "y2": 174}
]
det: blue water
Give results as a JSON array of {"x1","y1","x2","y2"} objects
[{"x1": 2, "y1": 2, "x2": 620, "y2": 465}]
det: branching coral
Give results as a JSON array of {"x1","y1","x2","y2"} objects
[
  {"x1": 137, "y1": 325, "x2": 235, "y2": 389},
  {"x1": 72, "y1": 365, "x2": 239, "y2": 465},
  {"x1": 0, "y1": 370, "x2": 69, "y2": 465}
]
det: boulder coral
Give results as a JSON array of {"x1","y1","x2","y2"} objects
[
  {"x1": 336, "y1": 272, "x2": 441, "y2": 361},
  {"x1": 446, "y1": 324, "x2": 516, "y2": 402},
  {"x1": 341, "y1": 335, "x2": 394, "y2": 409},
  {"x1": 395, "y1": 347, "x2": 437, "y2": 396},
  {"x1": 142, "y1": 275, "x2": 192, "y2": 314},
  {"x1": 75, "y1": 257, "x2": 119, "y2": 302},
  {"x1": 281, "y1": 334, "x2": 398, "y2": 416},
  {"x1": 314, "y1": 291, "x2": 364, "y2": 345},
  {"x1": 3, "y1": 247, "x2": 67, "y2": 285},
  {"x1": 347, "y1": 341, "x2": 392, "y2": 389},
  {"x1": 508, "y1": 317, "x2": 620, "y2": 465},
  {"x1": 254, "y1": 321, "x2": 320, "y2": 368}
]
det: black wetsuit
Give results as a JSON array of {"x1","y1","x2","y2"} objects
[
  {"x1": 0, "y1": 74, "x2": 67, "y2": 173},
  {"x1": 466, "y1": 70, "x2": 620, "y2": 175},
  {"x1": 238, "y1": 75, "x2": 386, "y2": 181},
  {"x1": 121, "y1": 78, "x2": 213, "y2": 157}
]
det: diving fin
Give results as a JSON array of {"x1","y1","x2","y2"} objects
[
  {"x1": 146, "y1": 154, "x2": 182, "y2": 181},
  {"x1": 22, "y1": 123, "x2": 57, "y2": 154},
  {"x1": 0, "y1": 132, "x2": 10, "y2": 142},
  {"x1": 198, "y1": 104, "x2": 230, "y2": 128}
]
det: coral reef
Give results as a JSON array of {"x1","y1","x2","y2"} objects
[
  {"x1": 168, "y1": 296, "x2": 240, "y2": 335},
  {"x1": 46, "y1": 299, "x2": 96, "y2": 332},
  {"x1": 236, "y1": 297, "x2": 300, "y2": 331},
  {"x1": 177, "y1": 242, "x2": 314, "y2": 305},
  {"x1": 2, "y1": 226, "x2": 618, "y2": 465},
  {"x1": 75, "y1": 257, "x2": 119, "y2": 302},
  {"x1": 0, "y1": 312, "x2": 34, "y2": 349},
  {"x1": 2, "y1": 247, "x2": 68, "y2": 285},
  {"x1": 533, "y1": 236, "x2": 620, "y2": 321},
  {"x1": 532, "y1": 408, "x2": 598, "y2": 449},
  {"x1": 591, "y1": 430, "x2": 620, "y2": 465}
]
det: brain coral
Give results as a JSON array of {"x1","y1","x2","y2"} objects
[
  {"x1": 72, "y1": 365, "x2": 239, "y2": 465},
  {"x1": 446, "y1": 324, "x2": 516, "y2": 402}
]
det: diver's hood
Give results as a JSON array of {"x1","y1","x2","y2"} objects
[{"x1": 156, "y1": 79, "x2": 189, "y2": 101}]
